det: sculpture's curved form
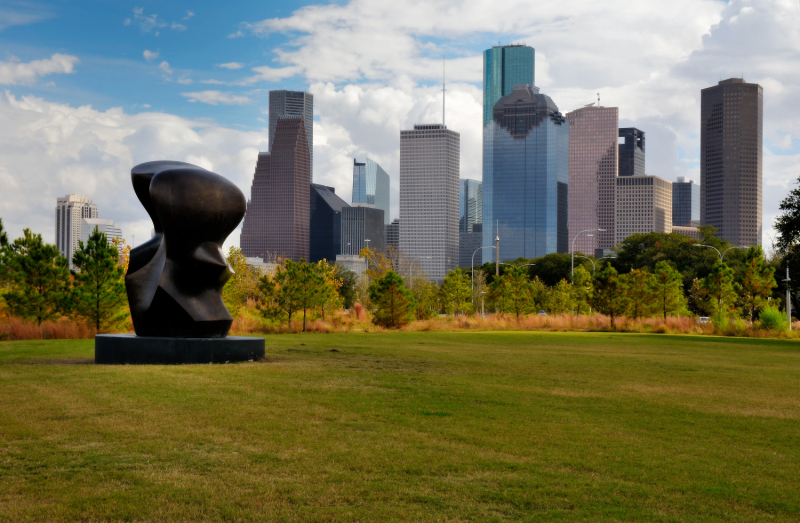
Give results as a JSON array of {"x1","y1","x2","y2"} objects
[{"x1": 126, "y1": 161, "x2": 246, "y2": 338}]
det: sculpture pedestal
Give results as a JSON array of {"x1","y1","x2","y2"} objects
[{"x1": 95, "y1": 334, "x2": 265, "y2": 364}]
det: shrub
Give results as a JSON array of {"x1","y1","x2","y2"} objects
[{"x1": 758, "y1": 305, "x2": 788, "y2": 331}]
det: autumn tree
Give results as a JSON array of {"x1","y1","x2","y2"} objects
[
  {"x1": 738, "y1": 245, "x2": 776, "y2": 322},
  {"x1": 592, "y1": 265, "x2": 625, "y2": 329},
  {"x1": 368, "y1": 271, "x2": 415, "y2": 328},
  {"x1": 619, "y1": 268, "x2": 654, "y2": 319},
  {"x1": 316, "y1": 261, "x2": 343, "y2": 320},
  {"x1": 360, "y1": 246, "x2": 395, "y2": 280},
  {"x1": 439, "y1": 269, "x2": 472, "y2": 315},
  {"x1": 223, "y1": 247, "x2": 262, "y2": 317},
  {"x1": 71, "y1": 227, "x2": 128, "y2": 332},
  {"x1": 647, "y1": 261, "x2": 688, "y2": 321},
  {"x1": 3, "y1": 229, "x2": 70, "y2": 325}
]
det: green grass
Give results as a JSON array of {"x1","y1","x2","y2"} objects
[{"x1": 1, "y1": 332, "x2": 799, "y2": 522}]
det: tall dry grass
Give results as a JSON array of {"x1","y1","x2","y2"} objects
[{"x1": 0, "y1": 317, "x2": 95, "y2": 340}]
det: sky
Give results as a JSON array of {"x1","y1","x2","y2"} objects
[{"x1": 0, "y1": 0, "x2": 799, "y2": 251}]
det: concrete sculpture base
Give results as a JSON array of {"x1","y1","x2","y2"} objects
[{"x1": 95, "y1": 334, "x2": 265, "y2": 364}]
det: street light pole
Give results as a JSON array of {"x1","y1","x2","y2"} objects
[
  {"x1": 495, "y1": 220, "x2": 500, "y2": 277},
  {"x1": 785, "y1": 267, "x2": 792, "y2": 330},
  {"x1": 571, "y1": 228, "x2": 606, "y2": 282},
  {"x1": 471, "y1": 245, "x2": 495, "y2": 304},
  {"x1": 694, "y1": 244, "x2": 743, "y2": 262}
]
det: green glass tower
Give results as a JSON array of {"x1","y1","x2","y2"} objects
[{"x1": 483, "y1": 45, "x2": 535, "y2": 127}]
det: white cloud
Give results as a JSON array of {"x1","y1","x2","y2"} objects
[
  {"x1": 0, "y1": 92, "x2": 267, "y2": 250},
  {"x1": 200, "y1": 79, "x2": 226, "y2": 85},
  {"x1": 171, "y1": 22, "x2": 186, "y2": 31},
  {"x1": 158, "y1": 61, "x2": 172, "y2": 74},
  {"x1": 227, "y1": 30, "x2": 244, "y2": 39},
  {"x1": 142, "y1": 49, "x2": 159, "y2": 62},
  {"x1": 177, "y1": 78, "x2": 193, "y2": 85},
  {"x1": 219, "y1": 62, "x2": 244, "y2": 70},
  {"x1": 0, "y1": 54, "x2": 79, "y2": 85},
  {"x1": 180, "y1": 90, "x2": 252, "y2": 105},
  {"x1": 128, "y1": 7, "x2": 166, "y2": 33},
  {"x1": 142, "y1": 104, "x2": 151, "y2": 108},
  {"x1": 184, "y1": 11, "x2": 194, "y2": 20}
]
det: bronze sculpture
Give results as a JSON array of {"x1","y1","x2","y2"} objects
[{"x1": 95, "y1": 160, "x2": 264, "y2": 364}]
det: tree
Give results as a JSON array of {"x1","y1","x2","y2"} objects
[
  {"x1": 368, "y1": 271, "x2": 415, "y2": 328},
  {"x1": 410, "y1": 278, "x2": 438, "y2": 320},
  {"x1": 592, "y1": 265, "x2": 625, "y2": 329},
  {"x1": 111, "y1": 236, "x2": 131, "y2": 273},
  {"x1": 739, "y1": 245, "x2": 776, "y2": 322},
  {"x1": 648, "y1": 261, "x2": 688, "y2": 321},
  {"x1": 619, "y1": 268, "x2": 654, "y2": 319},
  {"x1": 530, "y1": 276, "x2": 549, "y2": 313},
  {"x1": 774, "y1": 176, "x2": 800, "y2": 252},
  {"x1": 491, "y1": 266, "x2": 533, "y2": 320},
  {"x1": 700, "y1": 261, "x2": 738, "y2": 318},
  {"x1": 360, "y1": 246, "x2": 395, "y2": 280},
  {"x1": 439, "y1": 269, "x2": 472, "y2": 315},
  {"x1": 223, "y1": 247, "x2": 262, "y2": 317},
  {"x1": 71, "y1": 227, "x2": 128, "y2": 332},
  {"x1": 259, "y1": 259, "x2": 322, "y2": 330},
  {"x1": 316, "y1": 261, "x2": 343, "y2": 321},
  {"x1": 0, "y1": 217, "x2": 7, "y2": 247},
  {"x1": 548, "y1": 279, "x2": 575, "y2": 315},
  {"x1": 4, "y1": 229, "x2": 70, "y2": 325},
  {"x1": 333, "y1": 264, "x2": 357, "y2": 309},
  {"x1": 572, "y1": 265, "x2": 593, "y2": 315}
]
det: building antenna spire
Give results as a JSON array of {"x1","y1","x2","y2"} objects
[
  {"x1": 442, "y1": 55, "x2": 447, "y2": 128},
  {"x1": 597, "y1": 92, "x2": 600, "y2": 108}
]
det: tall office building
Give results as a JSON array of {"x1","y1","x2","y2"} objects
[
  {"x1": 483, "y1": 45, "x2": 535, "y2": 127},
  {"x1": 55, "y1": 194, "x2": 98, "y2": 267},
  {"x1": 459, "y1": 223, "x2": 483, "y2": 269},
  {"x1": 241, "y1": 117, "x2": 311, "y2": 262},
  {"x1": 459, "y1": 179, "x2": 482, "y2": 233},
  {"x1": 81, "y1": 218, "x2": 123, "y2": 247},
  {"x1": 615, "y1": 175, "x2": 672, "y2": 244},
  {"x1": 618, "y1": 128, "x2": 645, "y2": 177},
  {"x1": 269, "y1": 90, "x2": 314, "y2": 180},
  {"x1": 352, "y1": 157, "x2": 390, "y2": 225},
  {"x1": 483, "y1": 85, "x2": 569, "y2": 263},
  {"x1": 340, "y1": 206, "x2": 385, "y2": 256},
  {"x1": 385, "y1": 218, "x2": 400, "y2": 250},
  {"x1": 672, "y1": 177, "x2": 700, "y2": 227},
  {"x1": 309, "y1": 184, "x2": 349, "y2": 263},
  {"x1": 566, "y1": 106, "x2": 619, "y2": 255},
  {"x1": 400, "y1": 124, "x2": 460, "y2": 281},
  {"x1": 701, "y1": 78, "x2": 763, "y2": 246}
]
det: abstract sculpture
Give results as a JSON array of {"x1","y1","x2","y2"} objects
[{"x1": 95, "y1": 160, "x2": 265, "y2": 364}]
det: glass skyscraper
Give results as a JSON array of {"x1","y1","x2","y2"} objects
[
  {"x1": 482, "y1": 85, "x2": 569, "y2": 263},
  {"x1": 459, "y1": 179, "x2": 482, "y2": 233},
  {"x1": 352, "y1": 157, "x2": 390, "y2": 225},
  {"x1": 483, "y1": 45, "x2": 535, "y2": 128},
  {"x1": 672, "y1": 177, "x2": 700, "y2": 227}
]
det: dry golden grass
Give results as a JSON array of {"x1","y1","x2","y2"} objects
[{"x1": 0, "y1": 317, "x2": 94, "y2": 340}]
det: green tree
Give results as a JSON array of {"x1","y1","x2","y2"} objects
[
  {"x1": 619, "y1": 268, "x2": 654, "y2": 319},
  {"x1": 368, "y1": 271, "x2": 415, "y2": 328},
  {"x1": 592, "y1": 265, "x2": 625, "y2": 329},
  {"x1": 739, "y1": 245, "x2": 776, "y2": 322},
  {"x1": 4, "y1": 229, "x2": 70, "y2": 325},
  {"x1": 334, "y1": 264, "x2": 357, "y2": 309},
  {"x1": 700, "y1": 261, "x2": 738, "y2": 318},
  {"x1": 648, "y1": 261, "x2": 688, "y2": 321},
  {"x1": 71, "y1": 227, "x2": 128, "y2": 332},
  {"x1": 774, "y1": 176, "x2": 800, "y2": 252},
  {"x1": 439, "y1": 269, "x2": 472, "y2": 315},
  {"x1": 0, "y1": 217, "x2": 7, "y2": 247},
  {"x1": 258, "y1": 259, "x2": 322, "y2": 331},
  {"x1": 548, "y1": 279, "x2": 575, "y2": 315},
  {"x1": 223, "y1": 247, "x2": 261, "y2": 317},
  {"x1": 530, "y1": 276, "x2": 549, "y2": 313},
  {"x1": 572, "y1": 265, "x2": 593, "y2": 315},
  {"x1": 410, "y1": 278, "x2": 438, "y2": 320},
  {"x1": 492, "y1": 266, "x2": 533, "y2": 320}
]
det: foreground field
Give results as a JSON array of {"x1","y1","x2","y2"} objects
[{"x1": 0, "y1": 332, "x2": 799, "y2": 522}]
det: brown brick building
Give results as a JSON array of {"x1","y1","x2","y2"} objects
[
  {"x1": 700, "y1": 78, "x2": 763, "y2": 247},
  {"x1": 240, "y1": 116, "x2": 311, "y2": 261}
]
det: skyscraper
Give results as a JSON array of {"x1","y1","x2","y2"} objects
[
  {"x1": 672, "y1": 177, "x2": 700, "y2": 227},
  {"x1": 566, "y1": 106, "x2": 619, "y2": 255},
  {"x1": 482, "y1": 85, "x2": 569, "y2": 263},
  {"x1": 241, "y1": 117, "x2": 311, "y2": 262},
  {"x1": 341, "y1": 206, "x2": 385, "y2": 256},
  {"x1": 615, "y1": 175, "x2": 672, "y2": 244},
  {"x1": 269, "y1": 90, "x2": 313, "y2": 180},
  {"x1": 483, "y1": 45, "x2": 535, "y2": 127},
  {"x1": 352, "y1": 157, "x2": 390, "y2": 225},
  {"x1": 385, "y1": 218, "x2": 400, "y2": 250},
  {"x1": 701, "y1": 78, "x2": 763, "y2": 246},
  {"x1": 309, "y1": 184, "x2": 349, "y2": 263},
  {"x1": 459, "y1": 179, "x2": 482, "y2": 233},
  {"x1": 55, "y1": 194, "x2": 98, "y2": 267},
  {"x1": 618, "y1": 127, "x2": 645, "y2": 177},
  {"x1": 400, "y1": 124, "x2": 460, "y2": 281}
]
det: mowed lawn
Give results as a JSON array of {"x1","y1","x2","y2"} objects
[{"x1": 1, "y1": 332, "x2": 799, "y2": 522}]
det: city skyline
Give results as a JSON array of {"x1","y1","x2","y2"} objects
[{"x1": 0, "y1": 0, "x2": 795, "y2": 252}]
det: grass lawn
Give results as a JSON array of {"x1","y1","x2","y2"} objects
[{"x1": 1, "y1": 332, "x2": 799, "y2": 522}]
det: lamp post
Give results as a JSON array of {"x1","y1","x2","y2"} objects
[
  {"x1": 694, "y1": 244, "x2": 743, "y2": 262},
  {"x1": 785, "y1": 267, "x2": 792, "y2": 330},
  {"x1": 571, "y1": 229, "x2": 606, "y2": 282},
  {"x1": 471, "y1": 245, "x2": 495, "y2": 304},
  {"x1": 573, "y1": 254, "x2": 616, "y2": 275},
  {"x1": 481, "y1": 291, "x2": 486, "y2": 319}
]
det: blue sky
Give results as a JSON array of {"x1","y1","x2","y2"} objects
[{"x1": 0, "y1": 0, "x2": 798, "y2": 250}]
